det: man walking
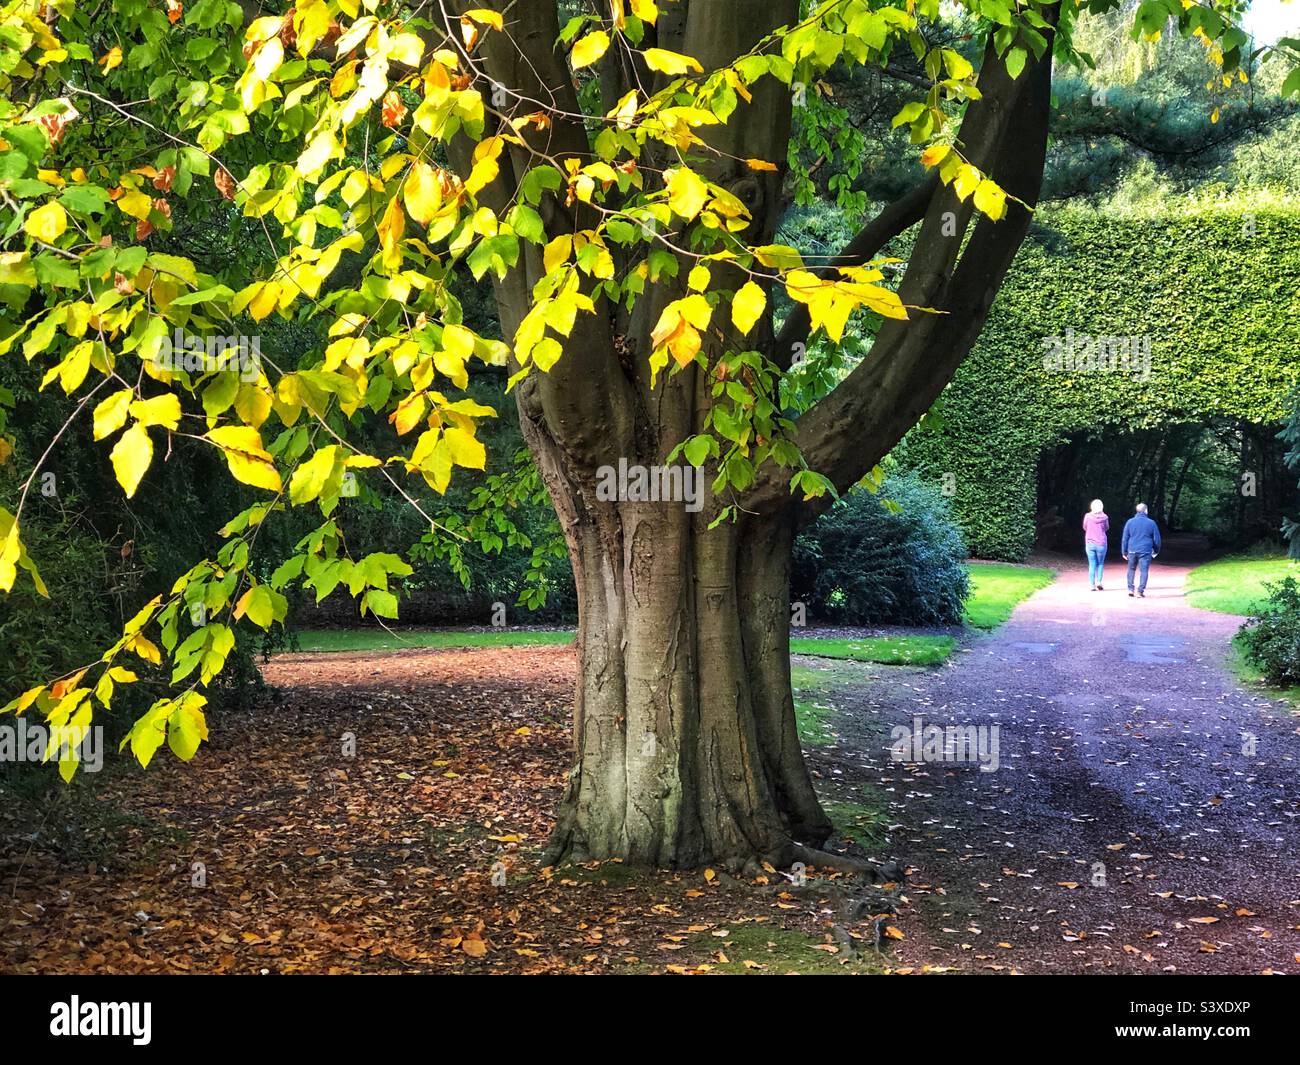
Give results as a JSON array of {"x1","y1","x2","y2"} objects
[{"x1": 1121, "y1": 503, "x2": 1161, "y2": 598}]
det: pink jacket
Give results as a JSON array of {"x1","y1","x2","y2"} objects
[{"x1": 1082, "y1": 511, "x2": 1109, "y2": 546}]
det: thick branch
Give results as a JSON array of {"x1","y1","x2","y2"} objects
[
  {"x1": 442, "y1": 0, "x2": 637, "y2": 466},
  {"x1": 750, "y1": 10, "x2": 1060, "y2": 517}
]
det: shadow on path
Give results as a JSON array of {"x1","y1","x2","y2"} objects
[{"x1": 810, "y1": 541, "x2": 1300, "y2": 974}]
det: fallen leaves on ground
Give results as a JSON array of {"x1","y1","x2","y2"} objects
[{"x1": 1, "y1": 645, "x2": 895, "y2": 975}]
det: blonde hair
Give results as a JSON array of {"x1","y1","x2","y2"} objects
[{"x1": 1090, "y1": 499, "x2": 1104, "y2": 513}]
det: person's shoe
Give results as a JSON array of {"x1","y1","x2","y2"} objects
[
  {"x1": 1138, "y1": 591, "x2": 1145, "y2": 598},
  {"x1": 1091, "y1": 585, "x2": 1098, "y2": 591},
  {"x1": 1128, "y1": 590, "x2": 1135, "y2": 597},
  {"x1": 1097, "y1": 585, "x2": 1103, "y2": 591}
]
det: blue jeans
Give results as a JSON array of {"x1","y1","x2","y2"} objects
[
  {"x1": 1127, "y1": 552, "x2": 1152, "y2": 593},
  {"x1": 1086, "y1": 543, "x2": 1107, "y2": 586}
]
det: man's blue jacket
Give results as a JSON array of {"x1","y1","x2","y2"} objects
[{"x1": 1121, "y1": 513, "x2": 1162, "y2": 556}]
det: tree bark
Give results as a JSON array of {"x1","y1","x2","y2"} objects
[{"x1": 439, "y1": 0, "x2": 1057, "y2": 869}]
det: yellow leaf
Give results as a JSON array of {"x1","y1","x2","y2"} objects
[
  {"x1": 235, "y1": 383, "x2": 272, "y2": 428},
  {"x1": 289, "y1": 445, "x2": 339, "y2": 504},
  {"x1": 731, "y1": 280, "x2": 765, "y2": 334},
  {"x1": 543, "y1": 234, "x2": 572, "y2": 274},
  {"x1": 110, "y1": 422, "x2": 153, "y2": 499},
  {"x1": 293, "y1": 0, "x2": 333, "y2": 55},
  {"x1": 24, "y1": 202, "x2": 67, "y2": 243},
  {"x1": 116, "y1": 188, "x2": 154, "y2": 220},
  {"x1": 377, "y1": 195, "x2": 407, "y2": 270},
  {"x1": 129, "y1": 393, "x2": 182, "y2": 430},
  {"x1": 973, "y1": 179, "x2": 1006, "y2": 221},
  {"x1": 630, "y1": 0, "x2": 659, "y2": 24},
  {"x1": 125, "y1": 633, "x2": 161, "y2": 664},
  {"x1": 100, "y1": 46, "x2": 123, "y2": 71},
  {"x1": 571, "y1": 30, "x2": 610, "y2": 70},
  {"x1": 247, "y1": 281, "x2": 281, "y2": 322},
  {"x1": 464, "y1": 136, "x2": 503, "y2": 195},
  {"x1": 745, "y1": 157, "x2": 777, "y2": 172},
  {"x1": 442, "y1": 425, "x2": 486, "y2": 470},
  {"x1": 642, "y1": 48, "x2": 702, "y2": 75},
  {"x1": 665, "y1": 167, "x2": 708, "y2": 221},
  {"x1": 93, "y1": 389, "x2": 133, "y2": 441},
  {"x1": 403, "y1": 160, "x2": 441, "y2": 225},
  {"x1": 0, "y1": 508, "x2": 47, "y2": 597},
  {"x1": 207, "y1": 425, "x2": 282, "y2": 492},
  {"x1": 462, "y1": 8, "x2": 504, "y2": 31},
  {"x1": 953, "y1": 164, "x2": 981, "y2": 201},
  {"x1": 920, "y1": 144, "x2": 950, "y2": 168}
]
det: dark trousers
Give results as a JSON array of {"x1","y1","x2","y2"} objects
[{"x1": 1127, "y1": 552, "x2": 1152, "y2": 593}]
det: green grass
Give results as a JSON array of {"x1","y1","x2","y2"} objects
[
  {"x1": 790, "y1": 634, "x2": 956, "y2": 665},
  {"x1": 963, "y1": 561, "x2": 1056, "y2": 629},
  {"x1": 293, "y1": 628, "x2": 956, "y2": 664},
  {"x1": 682, "y1": 923, "x2": 889, "y2": 975},
  {"x1": 292, "y1": 628, "x2": 575, "y2": 652},
  {"x1": 821, "y1": 798, "x2": 888, "y2": 848},
  {"x1": 791, "y1": 664, "x2": 845, "y2": 747},
  {"x1": 1185, "y1": 553, "x2": 1300, "y2": 616}
]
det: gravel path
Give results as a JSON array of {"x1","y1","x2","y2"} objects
[{"x1": 814, "y1": 545, "x2": 1300, "y2": 974}]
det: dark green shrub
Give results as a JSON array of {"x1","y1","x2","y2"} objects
[
  {"x1": 1238, "y1": 576, "x2": 1300, "y2": 686},
  {"x1": 792, "y1": 472, "x2": 970, "y2": 625}
]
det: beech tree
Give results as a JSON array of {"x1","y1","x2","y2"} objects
[{"x1": 1, "y1": 0, "x2": 1289, "y2": 870}]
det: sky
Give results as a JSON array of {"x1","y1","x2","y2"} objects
[{"x1": 1241, "y1": 0, "x2": 1300, "y2": 44}]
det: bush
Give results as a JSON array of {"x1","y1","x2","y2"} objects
[
  {"x1": 1238, "y1": 576, "x2": 1300, "y2": 686},
  {"x1": 792, "y1": 472, "x2": 970, "y2": 625}
]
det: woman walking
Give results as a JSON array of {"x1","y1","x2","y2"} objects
[{"x1": 1083, "y1": 499, "x2": 1109, "y2": 591}]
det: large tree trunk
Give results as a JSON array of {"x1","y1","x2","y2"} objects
[
  {"x1": 441, "y1": 0, "x2": 1057, "y2": 869},
  {"x1": 527, "y1": 411, "x2": 829, "y2": 870}
]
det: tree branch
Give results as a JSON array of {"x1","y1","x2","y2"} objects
[
  {"x1": 771, "y1": 174, "x2": 938, "y2": 369},
  {"x1": 750, "y1": 9, "x2": 1060, "y2": 518}
]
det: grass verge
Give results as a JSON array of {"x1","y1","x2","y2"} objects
[
  {"x1": 964, "y1": 562, "x2": 1056, "y2": 629},
  {"x1": 790, "y1": 634, "x2": 956, "y2": 665},
  {"x1": 1185, "y1": 553, "x2": 1299, "y2": 616}
]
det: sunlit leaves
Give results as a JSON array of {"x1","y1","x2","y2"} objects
[
  {"x1": 571, "y1": 30, "x2": 611, "y2": 69},
  {"x1": 23, "y1": 201, "x2": 66, "y2": 242},
  {"x1": 642, "y1": 48, "x2": 703, "y2": 75},
  {"x1": 784, "y1": 267, "x2": 907, "y2": 343},
  {"x1": 206, "y1": 426, "x2": 282, "y2": 492},
  {"x1": 732, "y1": 281, "x2": 766, "y2": 335},
  {"x1": 234, "y1": 584, "x2": 287, "y2": 628},
  {"x1": 93, "y1": 390, "x2": 132, "y2": 441},
  {"x1": 973, "y1": 179, "x2": 1007, "y2": 221},
  {"x1": 665, "y1": 167, "x2": 709, "y2": 220},
  {"x1": 2, "y1": 0, "x2": 1282, "y2": 789},
  {"x1": 0, "y1": 507, "x2": 47, "y2": 596},
  {"x1": 651, "y1": 294, "x2": 712, "y2": 373},
  {"x1": 403, "y1": 160, "x2": 441, "y2": 224},
  {"x1": 110, "y1": 422, "x2": 154, "y2": 498},
  {"x1": 289, "y1": 444, "x2": 345, "y2": 507},
  {"x1": 130, "y1": 393, "x2": 182, "y2": 430}
]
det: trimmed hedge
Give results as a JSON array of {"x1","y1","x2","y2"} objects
[{"x1": 897, "y1": 203, "x2": 1300, "y2": 559}]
